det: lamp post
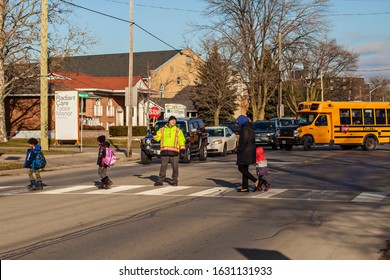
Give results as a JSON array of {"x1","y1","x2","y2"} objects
[{"x1": 369, "y1": 85, "x2": 382, "y2": 102}]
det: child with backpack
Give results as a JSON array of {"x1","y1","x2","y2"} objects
[
  {"x1": 97, "y1": 135, "x2": 115, "y2": 189},
  {"x1": 255, "y1": 146, "x2": 271, "y2": 192},
  {"x1": 24, "y1": 138, "x2": 46, "y2": 191}
]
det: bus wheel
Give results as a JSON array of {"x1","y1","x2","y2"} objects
[
  {"x1": 303, "y1": 136, "x2": 313, "y2": 151},
  {"x1": 284, "y1": 144, "x2": 293, "y2": 151},
  {"x1": 362, "y1": 137, "x2": 377, "y2": 151}
]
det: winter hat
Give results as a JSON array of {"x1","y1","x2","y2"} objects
[
  {"x1": 237, "y1": 115, "x2": 249, "y2": 127},
  {"x1": 97, "y1": 135, "x2": 106, "y2": 143},
  {"x1": 168, "y1": 115, "x2": 177, "y2": 122}
]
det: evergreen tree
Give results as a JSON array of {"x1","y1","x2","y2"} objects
[{"x1": 192, "y1": 43, "x2": 238, "y2": 126}]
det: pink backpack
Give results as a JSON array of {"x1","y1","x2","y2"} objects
[{"x1": 103, "y1": 147, "x2": 117, "y2": 167}]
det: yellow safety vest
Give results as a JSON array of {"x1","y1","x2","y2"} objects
[{"x1": 154, "y1": 125, "x2": 186, "y2": 154}]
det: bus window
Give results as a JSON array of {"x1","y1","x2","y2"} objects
[
  {"x1": 340, "y1": 109, "x2": 351, "y2": 125},
  {"x1": 352, "y1": 109, "x2": 362, "y2": 125},
  {"x1": 375, "y1": 109, "x2": 386, "y2": 124},
  {"x1": 297, "y1": 114, "x2": 316, "y2": 126},
  {"x1": 315, "y1": 115, "x2": 328, "y2": 126},
  {"x1": 388, "y1": 109, "x2": 390, "y2": 125},
  {"x1": 364, "y1": 109, "x2": 374, "y2": 124}
]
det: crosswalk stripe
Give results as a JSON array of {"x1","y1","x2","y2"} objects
[
  {"x1": 188, "y1": 187, "x2": 228, "y2": 197},
  {"x1": 252, "y1": 188, "x2": 288, "y2": 198},
  {"x1": 137, "y1": 186, "x2": 190, "y2": 195},
  {"x1": 86, "y1": 185, "x2": 146, "y2": 194},
  {"x1": 40, "y1": 185, "x2": 94, "y2": 194},
  {"x1": 2, "y1": 184, "x2": 389, "y2": 204},
  {"x1": 352, "y1": 192, "x2": 388, "y2": 203}
]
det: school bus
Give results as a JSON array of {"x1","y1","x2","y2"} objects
[{"x1": 277, "y1": 101, "x2": 390, "y2": 151}]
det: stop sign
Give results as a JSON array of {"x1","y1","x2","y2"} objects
[
  {"x1": 149, "y1": 106, "x2": 161, "y2": 119},
  {"x1": 341, "y1": 124, "x2": 349, "y2": 134}
]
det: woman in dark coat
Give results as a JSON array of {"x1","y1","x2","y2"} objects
[{"x1": 236, "y1": 115, "x2": 259, "y2": 192}]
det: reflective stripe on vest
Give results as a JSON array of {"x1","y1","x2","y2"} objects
[{"x1": 160, "y1": 127, "x2": 180, "y2": 152}]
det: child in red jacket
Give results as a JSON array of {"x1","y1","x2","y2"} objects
[{"x1": 255, "y1": 146, "x2": 271, "y2": 192}]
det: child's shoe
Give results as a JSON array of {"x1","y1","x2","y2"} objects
[
  {"x1": 36, "y1": 180, "x2": 44, "y2": 190},
  {"x1": 27, "y1": 180, "x2": 36, "y2": 190},
  {"x1": 263, "y1": 181, "x2": 271, "y2": 191}
]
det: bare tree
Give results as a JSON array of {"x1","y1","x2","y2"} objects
[
  {"x1": 0, "y1": 0, "x2": 96, "y2": 142},
  {"x1": 202, "y1": 0, "x2": 331, "y2": 120},
  {"x1": 368, "y1": 76, "x2": 390, "y2": 102},
  {"x1": 192, "y1": 41, "x2": 239, "y2": 125},
  {"x1": 283, "y1": 38, "x2": 358, "y2": 113}
]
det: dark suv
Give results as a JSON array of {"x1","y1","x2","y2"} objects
[
  {"x1": 140, "y1": 118, "x2": 209, "y2": 164},
  {"x1": 253, "y1": 120, "x2": 278, "y2": 150}
]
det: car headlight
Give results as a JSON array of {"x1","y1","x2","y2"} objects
[
  {"x1": 213, "y1": 140, "x2": 222, "y2": 144},
  {"x1": 146, "y1": 139, "x2": 151, "y2": 145},
  {"x1": 293, "y1": 130, "x2": 300, "y2": 137}
]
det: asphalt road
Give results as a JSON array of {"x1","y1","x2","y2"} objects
[{"x1": 0, "y1": 145, "x2": 389, "y2": 260}]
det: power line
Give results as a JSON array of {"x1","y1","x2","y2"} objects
[
  {"x1": 105, "y1": 0, "x2": 201, "y2": 13},
  {"x1": 59, "y1": 0, "x2": 182, "y2": 53},
  {"x1": 329, "y1": 11, "x2": 390, "y2": 16}
]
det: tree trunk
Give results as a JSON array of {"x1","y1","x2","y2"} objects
[{"x1": 0, "y1": 58, "x2": 8, "y2": 142}]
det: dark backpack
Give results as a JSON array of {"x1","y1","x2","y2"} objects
[{"x1": 32, "y1": 151, "x2": 46, "y2": 169}]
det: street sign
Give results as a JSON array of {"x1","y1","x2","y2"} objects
[
  {"x1": 78, "y1": 93, "x2": 89, "y2": 98},
  {"x1": 149, "y1": 106, "x2": 161, "y2": 119}
]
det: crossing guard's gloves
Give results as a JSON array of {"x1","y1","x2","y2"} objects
[{"x1": 180, "y1": 149, "x2": 185, "y2": 159}]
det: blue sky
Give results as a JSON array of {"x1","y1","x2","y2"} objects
[{"x1": 68, "y1": 0, "x2": 390, "y2": 80}]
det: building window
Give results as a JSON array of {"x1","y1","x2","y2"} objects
[
  {"x1": 94, "y1": 99, "x2": 102, "y2": 117},
  {"x1": 185, "y1": 56, "x2": 191, "y2": 64},
  {"x1": 176, "y1": 77, "x2": 182, "y2": 86},
  {"x1": 194, "y1": 78, "x2": 200, "y2": 85},
  {"x1": 107, "y1": 98, "x2": 114, "y2": 117}
]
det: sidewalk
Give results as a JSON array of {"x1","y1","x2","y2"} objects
[{"x1": 0, "y1": 147, "x2": 140, "y2": 176}]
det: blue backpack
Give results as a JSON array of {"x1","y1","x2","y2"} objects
[{"x1": 32, "y1": 151, "x2": 46, "y2": 169}]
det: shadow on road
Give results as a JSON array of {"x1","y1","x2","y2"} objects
[{"x1": 236, "y1": 248, "x2": 290, "y2": 260}]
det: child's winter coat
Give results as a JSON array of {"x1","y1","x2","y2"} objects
[
  {"x1": 256, "y1": 146, "x2": 268, "y2": 176},
  {"x1": 24, "y1": 144, "x2": 42, "y2": 170}
]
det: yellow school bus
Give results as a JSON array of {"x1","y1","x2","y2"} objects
[{"x1": 277, "y1": 101, "x2": 390, "y2": 151}]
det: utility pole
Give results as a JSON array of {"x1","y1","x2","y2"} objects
[
  {"x1": 277, "y1": 32, "x2": 283, "y2": 118},
  {"x1": 320, "y1": 69, "x2": 324, "y2": 101},
  {"x1": 40, "y1": 0, "x2": 49, "y2": 151},
  {"x1": 126, "y1": 0, "x2": 134, "y2": 157}
]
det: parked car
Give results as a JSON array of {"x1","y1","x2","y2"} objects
[
  {"x1": 253, "y1": 120, "x2": 278, "y2": 150},
  {"x1": 140, "y1": 118, "x2": 209, "y2": 164},
  {"x1": 206, "y1": 126, "x2": 238, "y2": 156},
  {"x1": 220, "y1": 121, "x2": 241, "y2": 135}
]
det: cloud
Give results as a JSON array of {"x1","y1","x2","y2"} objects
[{"x1": 355, "y1": 41, "x2": 390, "y2": 56}]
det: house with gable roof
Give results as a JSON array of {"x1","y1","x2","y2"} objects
[{"x1": 5, "y1": 48, "x2": 202, "y2": 137}]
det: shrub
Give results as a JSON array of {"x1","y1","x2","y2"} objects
[
  {"x1": 82, "y1": 125, "x2": 105, "y2": 130},
  {"x1": 109, "y1": 126, "x2": 148, "y2": 137}
]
